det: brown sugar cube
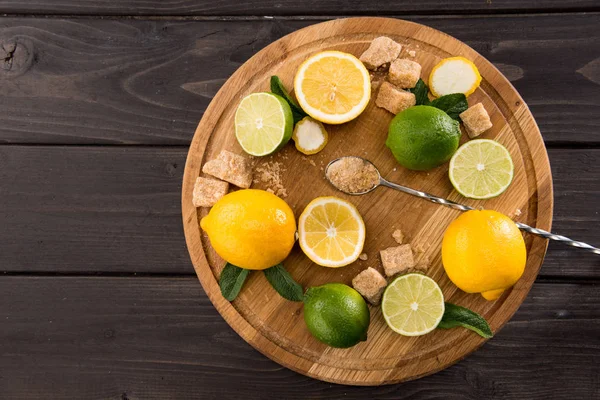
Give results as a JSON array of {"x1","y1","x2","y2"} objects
[
  {"x1": 380, "y1": 244, "x2": 416, "y2": 277},
  {"x1": 459, "y1": 103, "x2": 493, "y2": 138},
  {"x1": 359, "y1": 37, "x2": 402, "y2": 70},
  {"x1": 392, "y1": 229, "x2": 404, "y2": 244},
  {"x1": 352, "y1": 267, "x2": 388, "y2": 305},
  {"x1": 414, "y1": 263, "x2": 429, "y2": 273},
  {"x1": 202, "y1": 150, "x2": 253, "y2": 188},
  {"x1": 192, "y1": 177, "x2": 229, "y2": 207},
  {"x1": 388, "y1": 59, "x2": 421, "y2": 89},
  {"x1": 375, "y1": 82, "x2": 416, "y2": 114}
]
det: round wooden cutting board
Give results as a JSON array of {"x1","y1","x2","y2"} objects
[{"x1": 181, "y1": 17, "x2": 553, "y2": 386}]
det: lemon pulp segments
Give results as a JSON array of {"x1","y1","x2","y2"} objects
[
  {"x1": 382, "y1": 274, "x2": 445, "y2": 336},
  {"x1": 294, "y1": 51, "x2": 370, "y2": 124},
  {"x1": 298, "y1": 197, "x2": 365, "y2": 268},
  {"x1": 234, "y1": 92, "x2": 292, "y2": 156},
  {"x1": 449, "y1": 139, "x2": 514, "y2": 199}
]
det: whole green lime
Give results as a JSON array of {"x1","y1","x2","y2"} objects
[
  {"x1": 303, "y1": 283, "x2": 370, "y2": 348},
  {"x1": 386, "y1": 105, "x2": 461, "y2": 171}
]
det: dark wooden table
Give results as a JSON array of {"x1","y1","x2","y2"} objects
[{"x1": 1, "y1": 2, "x2": 599, "y2": 399}]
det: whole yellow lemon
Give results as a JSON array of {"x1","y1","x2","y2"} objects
[
  {"x1": 442, "y1": 210, "x2": 526, "y2": 300},
  {"x1": 200, "y1": 189, "x2": 296, "y2": 270}
]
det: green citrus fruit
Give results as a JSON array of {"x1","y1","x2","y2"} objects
[
  {"x1": 382, "y1": 274, "x2": 445, "y2": 336},
  {"x1": 234, "y1": 92, "x2": 293, "y2": 156},
  {"x1": 449, "y1": 139, "x2": 514, "y2": 199},
  {"x1": 386, "y1": 105, "x2": 461, "y2": 171},
  {"x1": 303, "y1": 283, "x2": 370, "y2": 348}
]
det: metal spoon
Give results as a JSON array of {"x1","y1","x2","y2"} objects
[{"x1": 325, "y1": 156, "x2": 600, "y2": 255}]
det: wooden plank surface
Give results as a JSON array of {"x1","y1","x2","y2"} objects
[
  {"x1": 0, "y1": 146, "x2": 188, "y2": 274},
  {"x1": 0, "y1": 14, "x2": 599, "y2": 145},
  {"x1": 0, "y1": 276, "x2": 597, "y2": 399},
  {"x1": 0, "y1": 0, "x2": 598, "y2": 16},
  {"x1": 0, "y1": 6, "x2": 598, "y2": 396},
  {"x1": 0, "y1": 146, "x2": 597, "y2": 276}
]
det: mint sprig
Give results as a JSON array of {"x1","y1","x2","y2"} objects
[
  {"x1": 409, "y1": 79, "x2": 467, "y2": 121},
  {"x1": 263, "y1": 263, "x2": 304, "y2": 302},
  {"x1": 219, "y1": 261, "x2": 304, "y2": 302},
  {"x1": 429, "y1": 93, "x2": 468, "y2": 120},
  {"x1": 437, "y1": 302, "x2": 493, "y2": 338},
  {"x1": 219, "y1": 263, "x2": 250, "y2": 301},
  {"x1": 410, "y1": 79, "x2": 430, "y2": 106},
  {"x1": 270, "y1": 75, "x2": 308, "y2": 125}
]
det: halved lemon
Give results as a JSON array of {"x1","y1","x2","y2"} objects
[
  {"x1": 298, "y1": 197, "x2": 365, "y2": 267},
  {"x1": 382, "y1": 274, "x2": 445, "y2": 336},
  {"x1": 429, "y1": 56, "x2": 482, "y2": 98},
  {"x1": 294, "y1": 51, "x2": 371, "y2": 124}
]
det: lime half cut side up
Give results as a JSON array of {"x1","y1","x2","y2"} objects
[
  {"x1": 234, "y1": 92, "x2": 293, "y2": 156},
  {"x1": 382, "y1": 274, "x2": 445, "y2": 337},
  {"x1": 449, "y1": 139, "x2": 514, "y2": 200}
]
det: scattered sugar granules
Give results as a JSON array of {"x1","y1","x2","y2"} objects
[
  {"x1": 254, "y1": 161, "x2": 288, "y2": 198},
  {"x1": 407, "y1": 50, "x2": 416, "y2": 57},
  {"x1": 301, "y1": 156, "x2": 317, "y2": 167},
  {"x1": 359, "y1": 253, "x2": 368, "y2": 261},
  {"x1": 515, "y1": 208, "x2": 522, "y2": 217},
  {"x1": 392, "y1": 229, "x2": 404, "y2": 244}
]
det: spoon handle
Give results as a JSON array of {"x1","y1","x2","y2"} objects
[
  {"x1": 379, "y1": 179, "x2": 600, "y2": 255},
  {"x1": 380, "y1": 179, "x2": 475, "y2": 212},
  {"x1": 514, "y1": 223, "x2": 600, "y2": 255}
]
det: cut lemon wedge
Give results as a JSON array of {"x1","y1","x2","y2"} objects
[
  {"x1": 294, "y1": 51, "x2": 371, "y2": 124},
  {"x1": 292, "y1": 116, "x2": 328, "y2": 155},
  {"x1": 382, "y1": 274, "x2": 445, "y2": 336},
  {"x1": 429, "y1": 56, "x2": 481, "y2": 98},
  {"x1": 298, "y1": 197, "x2": 365, "y2": 268}
]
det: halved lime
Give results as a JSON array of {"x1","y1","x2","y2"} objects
[
  {"x1": 234, "y1": 92, "x2": 293, "y2": 156},
  {"x1": 382, "y1": 274, "x2": 445, "y2": 336},
  {"x1": 449, "y1": 139, "x2": 514, "y2": 199}
]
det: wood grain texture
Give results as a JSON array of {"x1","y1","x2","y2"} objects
[
  {"x1": 0, "y1": 143, "x2": 594, "y2": 276},
  {"x1": 0, "y1": 276, "x2": 597, "y2": 399},
  {"x1": 0, "y1": 146, "x2": 188, "y2": 273},
  {"x1": 0, "y1": 0, "x2": 598, "y2": 16},
  {"x1": 1, "y1": 14, "x2": 599, "y2": 144},
  {"x1": 181, "y1": 17, "x2": 553, "y2": 385},
  {"x1": 0, "y1": 146, "x2": 595, "y2": 275}
]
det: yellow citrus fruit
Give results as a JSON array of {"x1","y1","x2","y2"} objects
[
  {"x1": 294, "y1": 51, "x2": 371, "y2": 124},
  {"x1": 442, "y1": 210, "x2": 526, "y2": 300},
  {"x1": 292, "y1": 116, "x2": 329, "y2": 155},
  {"x1": 429, "y1": 56, "x2": 482, "y2": 98},
  {"x1": 200, "y1": 189, "x2": 296, "y2": 270},
  {"x1": 298, "y1": 197, "x2": 365, "y2": 268}
]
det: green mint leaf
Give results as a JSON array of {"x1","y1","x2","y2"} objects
[
  {"x1": 270, "y1": 75, "x2": 308, "y2": 124},
  {"x1": 409, "y1": 79, "x2": 430, "y2": 106},
  {"x1": 437, "y1": 302, "x2": 493, "y2": 338},
  {"x1": 219, "y1": 263, "x2": 250, "y2": 301},
  {"x1": 429, "y1": 93, "x2": 468, "y2": 120},
  {"x1": 263, "y1": 263, "x2": 304, "y2": 302}
]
